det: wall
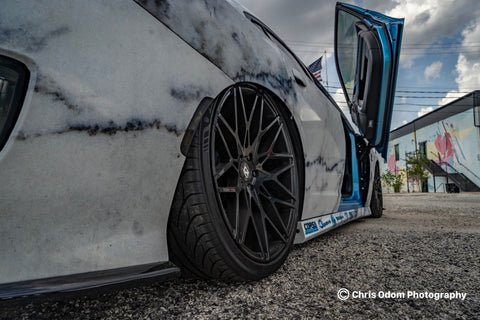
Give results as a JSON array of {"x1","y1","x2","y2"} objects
[{"x1": 381, "y1": 108, "x2": 480, "y2": 192}]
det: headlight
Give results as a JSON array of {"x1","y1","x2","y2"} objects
[{"x1": 0, "y1": 55, "x2": 30, "y2": 151}]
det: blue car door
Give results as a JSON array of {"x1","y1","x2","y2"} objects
[{"x1": 334, "y1": 2, "x2": 404, "y2": 158}]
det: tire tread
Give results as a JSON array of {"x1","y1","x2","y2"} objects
[{"x1": 167, "y1": 132, "x2": 244, "y2": 280}]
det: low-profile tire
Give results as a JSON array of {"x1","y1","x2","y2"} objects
[
  {"x1": 369, "y1": 164, "x2": 383, "y2": 218},
  {"x1": 167, "y1": 84, "x2": 303, "y2": 280}
]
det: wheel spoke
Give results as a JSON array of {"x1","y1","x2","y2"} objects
[
  {"x1": 218, "y1": 114, "x2": 236, "y2": 140},
  {"x1": 258, "y1": 152, "x2": 294, "y2": 164},
  {"x1": 264, "y1": 214, "x2": 287, "y2": 244},
  {"x1": 251, "y1": 190, "x2": 270, "y2": 260},
  {"x1": 238, "y1": 87, "x2": 249, "y2": 149},
  {"x1": 268, "y1": 178, "x2": 296, "y2": 200},
  {"x1": 233, "y1": 87, "x2": 245, "y2": 154},
  {"x1": 253, "y1": 116, "x2": 279, "y2": 157},
  {"x1": 218, "y1": 114, "x2": 242, "y2": 152},
  {"x1": 259, "y1": 162, "x2": 294, "y2": 180},
  {"x1": 252, "y1": 116, "x2": 279, "y2": 158},
  {"x1": 269, "y1": 153, "x2": 294, "y2": 159},
  {"x1": 274, "y1": 162, "x2": 294, "y2": 177},
  {"x1": 269, "y1": 123, "x2": 283, "y2": 151},
  {"x1": 233, "y1": 190, "x2": 240, "y2": 239},
  {"x1": 262, "y1": 116, "x2": 280, "y2": 137},
  {"x1": 258, "y1": 192, "x2": 288, "y2": 239},
  {"x1": 238, "y1": 190, "x2": 251, "y2": 244},
  {"x1": 252, "y1": 98, "x2": 265, "y2": 154},
  {"x1": 246, "y1": 95, "x2": 258, "y2": 147},
  {"x1": 233, "y1": 87, "x2": 238, "y2": 136},
  {"x1": 259, "y1": 123, "x2": 284, "y2": 164},
  {"x1": 256, "y1": 167, "x2": 273, "y2": 179},
  {"x1": 215, "y1": 161, "x2": 234, "y2": 180},
  {"x1": 272, "y1": 197, "x2": 295, "y2": 209},
  {"x1": 258, "y1": 97, "x2": 264, "y2": 134},
  {"x1": 215, "y1": 123, "x2": 234, "y2": 160}
]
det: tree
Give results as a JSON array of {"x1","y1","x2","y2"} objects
[{"x1": 405, "y1": 150, "x2": 430, "y2": 192}]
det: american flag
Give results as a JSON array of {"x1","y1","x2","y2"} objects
[{"x1": 308, "y1": 56, "x2": 323, "y2": 82}]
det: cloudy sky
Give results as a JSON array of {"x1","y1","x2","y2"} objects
[{"x1": 236, "y1": 0, "x2": 480, "y2": 130}]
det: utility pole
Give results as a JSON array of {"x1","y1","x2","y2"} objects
[
  {"x1": 405, "y1": 152, "x2": 410, "y2": 193},
  {"x1": 413, "y1": 122, "x2": 418, "y2": 153},
  {"x1": 324, "y1": 50, "x2": 328, "y2": 88}
]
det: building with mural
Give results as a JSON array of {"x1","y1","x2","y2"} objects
[{"x1": 382, "y1": 90, "x2": 480, "y2": 193}]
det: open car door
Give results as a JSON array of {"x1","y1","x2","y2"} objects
[{"x1": 334, "y1": 2, "x2": 403, "y2": 158}]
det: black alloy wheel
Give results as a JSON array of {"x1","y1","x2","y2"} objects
[
  {"x1": 209, "y1": 84, "x2": 300, "y2": 263},
  {"x1": 167, "y1": 83, "x2": 303, "y2": 280}
]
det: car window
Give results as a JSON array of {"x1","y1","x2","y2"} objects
[
  {"x1": 244, "y1": 12, "x2": 313, "y2": 82},
  {"x1": 336, "y1": 10, "x2": 361, "y2": 102}
]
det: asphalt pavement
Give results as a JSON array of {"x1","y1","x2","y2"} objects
[{"x1": 1, "y1": 193, "x2": 479, "y2": 319}]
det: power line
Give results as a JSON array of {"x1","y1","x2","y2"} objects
[
  {"x1": 394, "y1": 95, "x2": 467, "y2": 99},
  {"x1": 325, "y1": 85, "x2": 475, "y2": 93},
  {"x1": 325, "y1": 85, "x2": 476, "y2": 96},
  {"x1": 285, "y1": 41, "x2": 480, "y2": 57},
  {"x1": 333, "y1": 99, "x2": 474, "y2": 108},
  {"x1": 285, "y1": 39, "x2": 480, "y2": 48},
  {"x1": 395, "y1": 103, "x2": 448, "y2": 106},
  {"x1": 396, "y1": 90, "x2": 472, "y2": 94}
]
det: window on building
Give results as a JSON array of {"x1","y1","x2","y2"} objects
[
  {"x1": 394, "y1": 144, "x2": 400, "y2": 161},
  {"x1": 475, "y1": 92, "x2": 480, "y2": 127},
  {"x1": 474, "y1": 106, "x2": 480, "y2": 127},
  {"x1": 419, "y1": 141, "x2": 427, "y2": 157}
]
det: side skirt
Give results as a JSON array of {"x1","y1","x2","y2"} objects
[
  {"x1": 0, "y1": 262, "x2": 179, "y2": 300},
  {"x1": 294, "y1": 207, "x2": 372, "y2": 244}
]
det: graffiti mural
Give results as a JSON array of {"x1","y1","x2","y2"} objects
[{"x1": 382, "y1": 107, "x2": 480, "y2": 192}]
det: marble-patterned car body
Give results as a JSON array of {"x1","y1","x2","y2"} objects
[{"x1": 0, "y1": 0, "x2": 401, "y2": 297}]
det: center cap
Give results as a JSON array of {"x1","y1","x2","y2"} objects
[{"x1": 240, "y1": 161, "x2": 251, "y2": 181}]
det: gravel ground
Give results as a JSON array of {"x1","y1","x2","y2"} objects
[{"x1": 1, "y1": 193, "x2": 479, "y2": 319}]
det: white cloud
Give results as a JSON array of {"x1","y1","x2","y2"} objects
[
  {"x1": 438, "y1": 90, "x2": 462, "y2": 107},
  {"x1": 438, "y1": 17, "x2": 480, "y2": 106},
  {"x1": 454, "y1": 19, "x2": 480, "y2": 90},
  {"x1": 237, "y1": 0, "x2": 339, "y2": 64},
  {"x1": 418, "y1": 106, "x2": 433, "y2": 117},
  {"x1": 385, "y1": 0, "x2": 480, "y2": 68},
  {"x1": 424, "y1": 61, "x2": 442, "y2": 81}
]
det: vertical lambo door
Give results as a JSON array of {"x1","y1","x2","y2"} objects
[
  {"x1": 335, "y1": 3, "x2": 403, "y2": 159},
  {"x1": 334, "y1": 3, "x2": 403, "y2": 218}
]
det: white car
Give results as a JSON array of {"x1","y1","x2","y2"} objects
[{"x1": 0, "y1": 0, "x2": 403, "y2": 298}]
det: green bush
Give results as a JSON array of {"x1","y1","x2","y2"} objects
[{"x1": 381, "y1": 170, "x2": 405, "y2": 193}]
